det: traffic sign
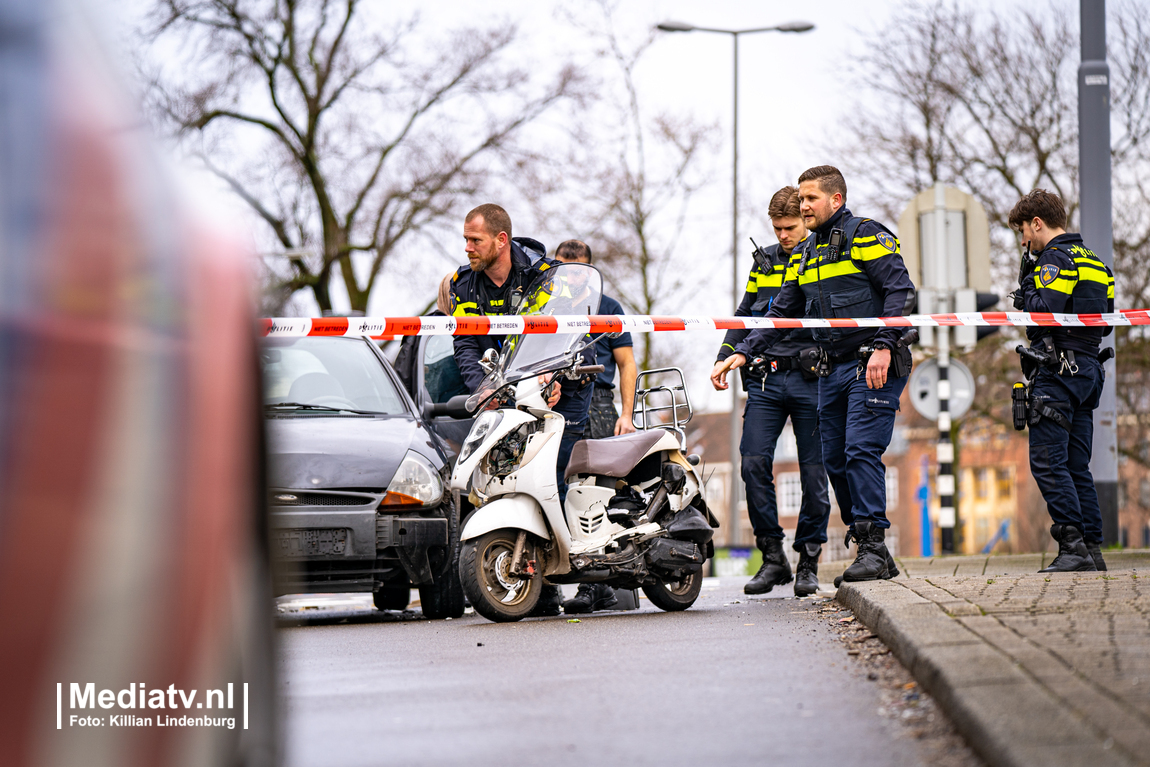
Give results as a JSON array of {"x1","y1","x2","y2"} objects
[{"x1": 908, "y1": 358, "x2": 975, "y2": 421}]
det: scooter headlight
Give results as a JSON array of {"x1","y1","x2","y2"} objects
[{"x1": 458, "y1": 410, "x2": 503, "y2": 464}]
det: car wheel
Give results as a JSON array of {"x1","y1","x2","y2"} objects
[{"x1": 373, "y1": 585, "x2": 410, "y2": 611}]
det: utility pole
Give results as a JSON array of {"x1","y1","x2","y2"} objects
[
  {"x1": 1079, "y1": 0, "x2": 1118, "y2": 544},
  {"x1": 932, "y1": 185, "x2": 957, "y2": 553},
  {"x1": 655, "y1": 19, "x2": 814, "y2": 529}
]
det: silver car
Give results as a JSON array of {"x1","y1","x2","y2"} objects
[{"x1": 263, "y1": 335, "x2": 463, "y2": 619}]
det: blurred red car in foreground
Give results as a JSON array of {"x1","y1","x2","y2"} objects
[{"x1": 0, "y1": 3, "x2": 276, "y2": 766}]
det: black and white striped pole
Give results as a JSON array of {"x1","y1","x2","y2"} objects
[
  {"x1": 932, "y1": 184, "x2": 957, "y2": 553},
  {"x1": 937, "y1": 325, "x2": 956, "y2": 552}
]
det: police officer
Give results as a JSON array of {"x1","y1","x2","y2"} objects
[
  {"x1": 550, "y1": 239, "x2": 637, "y2": 614},
  {"x1": 710, "y1": 186, "x2": 830, "y2": 597},
  {"x1": 450, "y1": 203, "x2": 590, "y2": 615},
  {"x1": 552, "y1": 240, "x2": 638, "y2": 441},
  {"x1": 1010, "y1": 189, "x2": 1114, "y2": 572},
  {"x1": 713, "y1": 166, "x2": 915, "y2": 584}
]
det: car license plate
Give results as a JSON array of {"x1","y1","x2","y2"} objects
[{"x1": 276, "y1": 528, "x2": 349, "y2": 557}]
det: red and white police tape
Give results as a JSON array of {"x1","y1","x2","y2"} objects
[{"x1": 261, "y1": 309, "x2": 1150, "y2": 339}]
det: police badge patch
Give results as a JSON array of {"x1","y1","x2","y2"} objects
[
  {"x1": 875, "y1": 231, "x2": 897, "y2": 252},
  {"x1": 1039, "y1": 264, "x2": 1061, "y2": 287}
]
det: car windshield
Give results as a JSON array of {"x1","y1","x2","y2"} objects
[
  {"x1": 262, "y1": 336, "x2": 407, "y2": 415},
  {"x1": 466, "y1": 262, "x2": 602, "y2": 412}
]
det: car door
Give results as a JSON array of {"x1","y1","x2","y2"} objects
[{"x1": 394, "y1": 333, "x2": 474, "y2": 465}]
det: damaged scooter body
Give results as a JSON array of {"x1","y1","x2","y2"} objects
[{"x1": 444, "y1": 262, "x2": 719, "y2": 622}]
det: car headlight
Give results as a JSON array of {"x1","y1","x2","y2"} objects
[
  {"x1": 458, "y1": 410, "x2": 503, "y2": 464},
  {"x1": 381, "y1": 451, "x2": 444, "y2": 507}
]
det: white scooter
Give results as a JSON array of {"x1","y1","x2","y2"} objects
[{"x1": 439, "y1": 263, "x2": 718, "y2": 623}]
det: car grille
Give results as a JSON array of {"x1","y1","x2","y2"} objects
[{"x1": 270, "y1": 491, "x2": 378, "y2": 507}]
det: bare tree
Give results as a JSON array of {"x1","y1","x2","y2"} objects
[
  {"x1": 529, "y1": 0, "x2": 716, "y2": 371},
  {"x1": 140, "y1": 0, "x2": 581, "y2": 313},
  {"x1": 842, "y1": 1, "x2": 1150, "y2": 374},
  {"x1": 843, "y1": 0, "x2": 1150, "y2": 539}
]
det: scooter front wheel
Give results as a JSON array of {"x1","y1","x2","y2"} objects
[
  {"x1": 642, "y1": 571, "x2": 703, "y2": 612},
  {"x1": 459, "y1": 529, "x2": 543, "y2": 622}
]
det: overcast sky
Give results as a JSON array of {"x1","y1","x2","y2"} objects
[{"x1": 102, "y1": 0, "x2": 1033, "y2": 411}]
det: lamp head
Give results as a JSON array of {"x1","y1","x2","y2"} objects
[
  {"x1": 656, "y1": 21, "x2": 696, "y2": 32},
  {"x1": 774, "y1": 21, "x2": 815, "y2": 33}
]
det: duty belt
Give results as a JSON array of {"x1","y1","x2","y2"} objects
[
  {"x1": 761, "y1": 355, "x2": 804, "y2": 372},
  {"x1": 826, "y1": 349, "x2": 866, "y2": 365}
]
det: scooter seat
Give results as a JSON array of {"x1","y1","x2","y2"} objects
[{"x1": 564, "y1": 430, "x2": 666, "y2": 481}]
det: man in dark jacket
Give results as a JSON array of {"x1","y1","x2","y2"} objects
[
  {"x1": 710, "y1": 186, "x2": 830, "y2": 597},
  {"x1": 450, "y1": 201, "x2": 572, "y2": 616},
  {"x1": 450, "y1": 204, "x2": 554, "y2": 392},
  {"x1": 713, "y1": 166, "x2": 916, "y2": 585},
  {"x1": 1010, "y1": 189, "x2": 1114, "y2": 572}
]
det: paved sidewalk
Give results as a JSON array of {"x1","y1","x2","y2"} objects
[{"x1": 835, "y1": 550, "x2": 1150, "y2": 767}]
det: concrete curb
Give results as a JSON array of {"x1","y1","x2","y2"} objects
[{"x1": 837, "y1": 580, "x2": 1137, "y2": 767}]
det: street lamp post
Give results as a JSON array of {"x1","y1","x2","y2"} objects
[{"x1": 656, "y1": 19, "x2": 814, "y2": 533}]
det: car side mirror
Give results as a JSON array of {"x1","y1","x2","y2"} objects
[{"x1": 428, "y1": 394, "x2": 474, "y2": 420}]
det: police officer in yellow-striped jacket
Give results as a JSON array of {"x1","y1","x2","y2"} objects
[
  {"x1": 1010, "y1": 189, "x2": 1115, "y2": 573},
  {"x1": 713, "y1": 166, "x2": 916, "y2": 586},
  {"x1": 711, "y1": 186, "x2": 830, "y2": 598}
]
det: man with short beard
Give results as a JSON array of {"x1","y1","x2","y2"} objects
[
  {"x1": 449, "y1": 204, "x2": 555, "y2": 392},
  {"x1": 713, "y1": 166, "x2": 915, "y2": 584},
  {"x1": 448, "y1": 203, "x2": 588, "y2": 616}
]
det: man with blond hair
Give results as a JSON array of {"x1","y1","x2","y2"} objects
[
  {"x1": 714, "y1": 166, "x2": 915, "y2": 585},
  {"x1": 711, "y1": 186, "x2": 829, "y2": 597}
]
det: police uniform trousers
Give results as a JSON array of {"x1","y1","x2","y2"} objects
[
  {"x1": 1029, "y1": 355, "x2": 1105, "y2": 543},
  {"x1": 740, "y1": 370, "x2": 830, "y2": 547},
  {"x1": 588, "y1": 386, "x2": 619, "y2": 440},
  {"x1": 817, "y1": 363, "x2": 907, "y2": 529},
  {"x1": 557, "y1": 420, "x2": 588, "y2": 505}
]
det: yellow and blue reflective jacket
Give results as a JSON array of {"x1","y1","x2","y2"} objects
[
  {"x1": 735, "y1": 207, "x2": 916, "y2": 358},
  {"x1": 1021, "y1": 232, "x2": 1115, "y2": 354},
  {"x1": 716, "y1": 243, "x2": 811, "y2": 376},
  {"x1": 449, "y1": 241, "x2": 554, "y2": 392}
]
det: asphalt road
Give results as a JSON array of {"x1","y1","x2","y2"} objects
[{"x1": 278, "y1": 578, "x2": 939, "y2": 767}]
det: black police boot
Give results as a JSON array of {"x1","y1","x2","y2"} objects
[
  {"x1": 793, "y1": 543, "x2": 821, "y2": 597},
  {"x1": 1086, "y1": 542, "x2": 1107, "y2": 572},
  {"x1": 885, "y1": 550, "x2": 901, "y2": 579},
  {"x1": 1039, "y1": 525, "x2": 1097, "y2": 573},
  {"x1": 530, "y1": 582, "x2": 563, "y2": 616},
  {"x1": 840, "y1": 521, "x2": 892, "y2": 583},
  {"x1": 562, "y1": 583, "x2": 618, "y2": 614},
  {"x1": 745, "y1": 536, "x2": 793, "y2": 595}
]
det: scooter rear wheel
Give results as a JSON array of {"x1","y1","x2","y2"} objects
[
  {"x1": 459, "y1": 529, "x2": 542, "y2": 622},
  {"x1": 642, "y1": 571, "x2": 703, "y2": 612}
]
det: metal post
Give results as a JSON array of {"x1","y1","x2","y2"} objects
[
  {"x1": 1080, "y1": 0, "x2": 1118, "y2": 545},
  {"x1": 933, "y1": 184, "x2": 957, "y2": 553},
  {"x1": 728, "y1": 32, "x2": 741, "y2": 530},
  {"x1": 937, "y1": 324, "x2": 956, "y2": 553}
]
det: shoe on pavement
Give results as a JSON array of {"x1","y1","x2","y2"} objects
[
  {"x1": 1039, "y1": 524, "x2": 1097, "y2": 573},
  {"x1": 563, "y1": 583, "x2": 618, "y2": 614},
  {"x1": 840, "y1": 521, "x2": 892, "y2": 582},
  {"x1": 793, "y1": 543, "x2": 821, "y2": 596},
  {"x1": 745, "y1": 536, "x2": 793, "y2": 595},
  {"x1": 530, "y1": 583, "x2": 563, "y2": 616},
  {"x1": 1086, "y1": 541, "x2": 1107, "y2": 571}
]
